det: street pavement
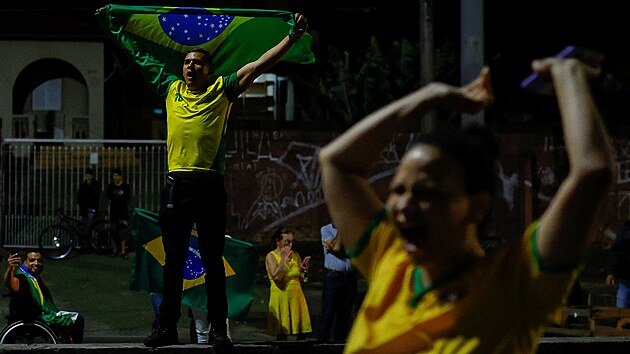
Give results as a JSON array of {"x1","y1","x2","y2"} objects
[
  {"x1": 0, "y1": 242, "x2": 357, "y2": 344},
  {"x1": 0, "y1": 240, "x2": 614, "y2": 344}
]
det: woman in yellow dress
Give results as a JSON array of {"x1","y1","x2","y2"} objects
[{"x1": 265, "y1": 226, "x2": 312, "y2": 340}]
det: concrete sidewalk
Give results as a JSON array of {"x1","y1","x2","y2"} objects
[
  {"x1": 2, "y1": 337, "x2": 630, "y2": 354},
  {"x1": 0, "y1": 342, "x2": 346, "y2": 354}
]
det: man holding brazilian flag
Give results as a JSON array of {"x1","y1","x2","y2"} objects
[{"x1": 96, "y1": 4, "x2": 314, "y2": 350}]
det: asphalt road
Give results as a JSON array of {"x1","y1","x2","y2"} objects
[
  {"x1": 0, "y1": 241, "x2": 613, "y2": 344},
  {"x1": 0, "y1": 242, "x2": 360, "y2": 344}
]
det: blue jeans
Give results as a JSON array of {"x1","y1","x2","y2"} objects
[
  {"x1": 617, "y1": 281, "x2": 630, "y2": 308},
  {"x1": 317, "y1": 270, "x2": 358, "y2": 342},
  {"x1": 79, "y1": 208, "x2": 97, "y2": 247},
  {"x1": 151, "y1": 293, "x2": 163, "y2": 330}
]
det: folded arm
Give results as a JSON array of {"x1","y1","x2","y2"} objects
[
  {"x1": 318, "y1": 69, "x2": 493, "y2": 250},
  {"x1": 534, "y1": 58, "x2": 615, "y2": 269}
]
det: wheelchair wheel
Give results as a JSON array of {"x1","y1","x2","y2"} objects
[
  {"x1": 0, "y1": 320, "x2": 59, "y2": 344},
  {"x1": 38, "y1": 224, "x2": 74, "y2": 260}
]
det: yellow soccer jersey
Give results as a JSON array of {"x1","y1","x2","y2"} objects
[
  {"x1": 345, "y1": 211, "x2": 579, "y2": 354},
  {"x1": 165, "y1": 73, "x2": 240, "y2": 175}
]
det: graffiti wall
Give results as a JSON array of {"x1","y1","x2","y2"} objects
[
  {"x1": 224, "y1": 129, "x2": 414, "y2": 245},
  {"x1": 224, "y1": 129, "x2": 624, "y2": 256}
]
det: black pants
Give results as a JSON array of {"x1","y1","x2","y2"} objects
[
  {"x1": 68, "y1": 313, "x2": 85, "y2": 343},
  {"x1": 52, "y1": 313, "x2": 85, "y2": 344},
  {"x1": 157, "y1": 173, "x2": 227, "y2": 328},
  {"x1": 110, "y1": 218, "x2": 130, "y2": 244},
  {"x1": 317, "y1": 270, "x2": 358, "y2": 342}
]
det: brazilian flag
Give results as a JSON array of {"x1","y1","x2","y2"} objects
[
  {"x1": 95, "y1": 4, "x2": 315, "y2": 81},
  {"x1": 129, "y1": 208, "x2": 258, "y2": 321}
]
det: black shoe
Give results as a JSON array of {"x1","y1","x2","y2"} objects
[
  {"x1": 144, "y1": 326, "x2": 178, "y2": 347},
  {"x1": 210, "y1": 328, "x2": 233, "y2": 352}
]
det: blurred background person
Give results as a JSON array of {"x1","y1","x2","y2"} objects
[
  {"x1": 106, "y1": 168, "x2": 131, "y2": 259},
  {"x1": 605, "y1": 220, "x2": 630, "y2": 308},
  {"x1": 317, "y1": 222, "x2": 357, "y2": 343},
  {"x1": 77, "y1": 167, "x2": 101, "y2": 250}
]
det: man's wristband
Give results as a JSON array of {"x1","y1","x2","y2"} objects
[{"x1": 288, "y1": 26, "x2": 304, "y2": 41}]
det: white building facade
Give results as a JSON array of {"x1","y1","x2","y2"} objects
[{"x1": 0, "y1": 41, "x2": 104, "y2": 140}]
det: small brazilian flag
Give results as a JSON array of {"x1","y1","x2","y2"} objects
[
  {"x1": 95, "y1": 4, "x2": 315, "y2": 81},
  {"x1": 129, "y1": 208, "x2": 258, "y2": 321}
]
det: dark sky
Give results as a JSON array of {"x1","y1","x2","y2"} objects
[
  {"x1": 483, "y1": 0, "x2": 630, "y2": 117},
  {"x1": 1, "y1": 1, "x2": 627, "y2": 107},
  {"x1": 486, "y1": 1, "x2": 628, "y2": 73},
  {"x1": 1, "y1": 2, "x2": 625, "y2": 67},
  {"x1": 296, "y1": 1, "x2": 629, "y2": 83}
]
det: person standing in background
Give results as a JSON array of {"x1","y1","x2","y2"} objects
[
  {"x1": 77, "y1": 167, "x2": 101, "y2": 249},
  {"x1": 265, "y1": 226, "x2": 312, "y2": 341},
  {"x1": 106, "y1": 168, "x2": 131, "y2": 259},
  {"x1": 606, "y1": 220, "x2": 630, "y2": 308},
  {"x1": 317, "y1": 223, "x2": 357, "y2": 343}
]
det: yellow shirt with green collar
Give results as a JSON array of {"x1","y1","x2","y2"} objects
[
  {"x1": 345, "y1": 210, "x2": 580, "y2": 354},
  {"x1": 165, "y1": 73, "x2": 241, "y2": 175}
]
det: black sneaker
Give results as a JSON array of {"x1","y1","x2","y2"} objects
[
  {"x1": 210, "y1": 328, "x2": 233, "y2": 353},
  {"x1": 144, "y1": 326, "x2": 178, "y2": 347}
]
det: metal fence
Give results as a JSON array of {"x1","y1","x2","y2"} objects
[{"x1": 1, "y1": 139, "x2": 167, "y2": 248}]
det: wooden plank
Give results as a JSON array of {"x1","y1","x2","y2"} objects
[
  {"x1": 591, "y1": 306, "x2": 630, "y2": 319},
  {"x1": 544, "y1": 326, "x2": 591, "y2": 337},
  {"x1": 592, "y1": 326, "x2": 630, "y2": 337},
  {"x1": 558, "y1": 306, "x2": 630, "y2": 337}
]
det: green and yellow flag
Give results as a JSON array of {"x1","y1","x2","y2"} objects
[
  {"x1": 95, "y1": 4, "x2": 315, "y2": 81},
  {"x1": 129, "y1": 208, "x2": 258, "y2": 321}
]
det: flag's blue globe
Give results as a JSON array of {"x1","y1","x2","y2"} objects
[
  {"x1": 158, "y1": 9, "x2": 234, "y2": 46},
  {"x1": 184, "y1": 234, "x2": 205, "y2": 280}
]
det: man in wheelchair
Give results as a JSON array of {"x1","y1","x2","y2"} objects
[{"x1": 3, "y1": 250, "x2": 84, "y2": 343}]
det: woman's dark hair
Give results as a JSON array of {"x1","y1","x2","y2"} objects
[
  {"x1": 414, "y1": 123, "x2": 499, "y2": 195},
  {"x1": 271, "y1": 227, "x2": 294, "y2": 248}
]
